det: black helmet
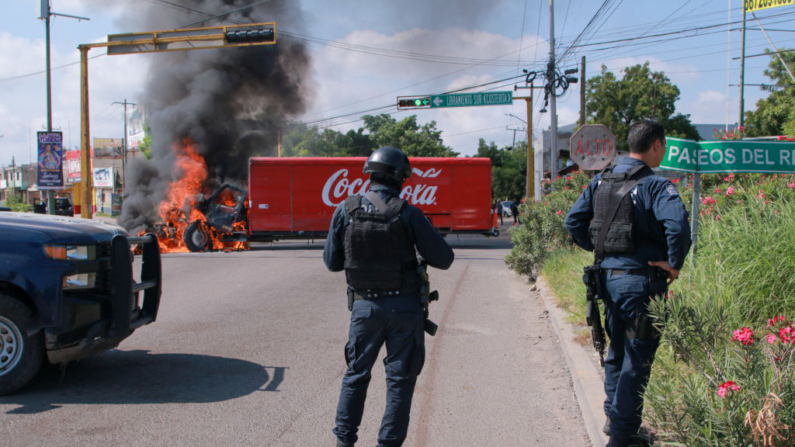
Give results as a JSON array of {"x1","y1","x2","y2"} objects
[{"x1": 363, "y1": 146, "x2": 412, "y2": 182}]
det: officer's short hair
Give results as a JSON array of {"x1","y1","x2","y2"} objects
[{"x1": 628, "y1": 119, "x2": 665, "y2": 153}]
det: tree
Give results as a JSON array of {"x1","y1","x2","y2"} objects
[
  {"x1": 744, "y1": 49, "x2": 795, "y2": 137},
  {"x1": 473, "y1": 138, "x2": 527, "y2": 200},
  {"x1": 362, "y1": 114, "x2": 458, "y2": 157},
  {"x1": 586, "y1": 62, "x2": 699, "y2": 150},
  {"x1": 138, "y1": 121, "x2": 153, "y2": 160}
]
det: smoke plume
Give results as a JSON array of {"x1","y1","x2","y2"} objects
[{"x1": 119, "y1": 0, "x2": 311, "y2": 232}]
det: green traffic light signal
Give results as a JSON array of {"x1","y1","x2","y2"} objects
[{"x1": 414, "y1": 99, "x2": 422, "y2": 106}]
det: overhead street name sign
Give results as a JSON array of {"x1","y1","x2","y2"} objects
[
  {"x1": 744, "y1": 0, "x2": 793, "y2": 12},
  {"x1": 661, "y1": 137, "x2": 795, "y2": 174},
  {"x1": 397, "y1": 91, "x2": 513, "y2": 110}
]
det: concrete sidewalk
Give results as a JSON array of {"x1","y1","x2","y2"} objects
[{"x1": 535, "y1": 277, "x2": 608, "y2": 447}]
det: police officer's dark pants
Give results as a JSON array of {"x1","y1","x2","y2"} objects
[
  {"x1": 602, "y1": 271, "x2": 666, "y2": 437},
  {"x1": 334, "y1": 297, "x2": 425, "y2": 447}
]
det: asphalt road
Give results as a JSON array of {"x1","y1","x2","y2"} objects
[{"x1": 0, "y1": 229, "x2": 589, "y2": 446}]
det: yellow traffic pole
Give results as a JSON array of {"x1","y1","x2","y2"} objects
[
  {"x1": 79, "y1": 45, "x2": 93, "y2": 219},
  {"x1": 515, "y1": 91, "x2": 534, "y2": 201}
]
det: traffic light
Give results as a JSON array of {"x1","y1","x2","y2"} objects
[
  {"x1": 397, "y1": 96, "x2": 431, "y2": 110},
  {"x1": 225, "y1": 28, "x2": 275, "y2": 45}
]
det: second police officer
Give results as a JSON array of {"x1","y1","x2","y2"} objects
[
  {"x1": 565, "y1": 120, "x2": 691, "y2": 447},
  {"x1": 323, "y1": 146, "x2": 455, "y2": 447}
]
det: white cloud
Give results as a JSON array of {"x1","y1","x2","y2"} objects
[{"x1": 303, "y1": 28, "x2": 550, "y2": 156}]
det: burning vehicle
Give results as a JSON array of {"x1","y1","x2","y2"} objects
[{"x1": 141, "y1": 154, "x2": 497, "y2": 253}]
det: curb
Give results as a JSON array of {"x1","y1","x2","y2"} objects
[{"x1": 536, "y1": 277, "x2": 607, "y2": 447}]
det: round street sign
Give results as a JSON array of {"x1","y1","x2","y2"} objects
[{"x1": 570, "y1": 124, "x2": 617, "y2": 171}]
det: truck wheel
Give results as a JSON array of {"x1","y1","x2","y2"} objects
[
  {"x1": 491, "y1": 228, "x2": 500, "y2": 237},
  {"x1": 183, "y1": 221, "x2": 211, "y2": 252},
  {"x1": 0, "y1": 294, "x2": 45, "y2": 395}
]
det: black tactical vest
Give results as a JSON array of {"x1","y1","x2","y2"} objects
[
  {"x1": 588, "y1": 164, "x2": 653, "y2": 258},
  {"x1": 343, "y1": 191, "x2": 418, "y2": 291}
]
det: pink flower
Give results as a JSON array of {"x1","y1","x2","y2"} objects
[
  {"x1": 767, "y1": 333, "x2": 777, "y2": 344},
  {"x1": 715, "y1": 215, "x2": 721, "y2": 221},
  {"x1": 767, "y1": 315, "x2": 786, "y2": 327},
  {"x1": 729, "y1": 174, "x2": 734, "y2": 180},
  {"x1": 724, "y1": 176, "x2": 730, "y2": 182},
  {"x1": 737, "y1": 200, "x2": 743, "y2": 204},
  {"x1": 780, "y1": 326, "x2": 795, "y2": 344},
  {"x1": 788, "y1": 182, "x2": 795, "y2": 189},
  {"x1": 726, "y1": 186, "x2": 735, "y2": 196},
  {"x1": 582, "y1": 184, "x2": 587, "y2": 190},
  {"x1": 544, "y1": 201, "x2": 549, "y2": 206},
  {"x1": 671, "y1": 178, "x2": 679, "y2": 184},
  {"x1": 715, "y1": 187, "x2": 722, "y2": 194},
  {"x1": 566, "y1": 176, "x2": 572, "y2": 181},
  {"x1": 778, "y1": 135, "x2": 787, "y2": 141},
  {"x1": 556, "y1": 210, "x2": 562, "y2": 216},
  {"x1": 757, "y1": 190, "x2": 766, "y2": 199},
  {"x1": 718, "y1": 381, "x2": 741, "y2": 398},
  {"x1": 764, "y1": 200, "x2": 770, "y2": 205},
  {"x1": 702, "y1": 196, "x2": 716, "y2": 205},
  {"x1": 731, "y1": 327, "x2": 754, "y2": 345}
]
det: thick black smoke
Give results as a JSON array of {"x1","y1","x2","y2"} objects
[{"x1": 119, "y1": 0, "x2": 311, "y2": 232}]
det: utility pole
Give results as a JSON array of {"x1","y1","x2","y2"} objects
[
  {"x1": 548, "y1": 0, "x2": 559, "y2": 180},
  {"x1": 580, "y1": 56, "x2": 586, "y2": 127},
  {"x1": 739, "y1": 5, "x2": 747, "y2": 127},
  {"x1": 39, "y1": 1, "x2": 89, "y2": 215},
  {"x1": 514, "y1": 91, "x2": 534, "y2": 200},
  {"x1": 113, "y1": 100, "x2": 135, "y2": 195}
]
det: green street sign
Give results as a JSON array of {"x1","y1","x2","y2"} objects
[
  {"x1": 430, "y1": 91, "x2": 513, "y2": 108},
  {"x1": 662, "y1": 137, "x2": 795, "y2": 174}
]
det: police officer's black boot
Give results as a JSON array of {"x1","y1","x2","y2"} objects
[
  {"x1": 606, "y1": 434, "x2": 651, "y2": 447},
  {"x1": 336, "y1": 440, "x2": 353, "y2": 447}
]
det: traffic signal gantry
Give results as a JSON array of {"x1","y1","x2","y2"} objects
[{"x1": 77, "y1": 22, "x2": 276, "y2": 218}]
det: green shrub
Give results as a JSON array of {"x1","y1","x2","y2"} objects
[
  {"x1": 4, "y1": 193, "x2": 32, "y2": 213},
  {"x1": 644, "y1": 173, "x2": 795, "y2": 446},
  {"x1": 505, "y1": 171, "x2": 591, "y2": 280}
]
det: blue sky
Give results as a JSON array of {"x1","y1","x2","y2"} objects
[{"x1": 1, "y1": 0, "x2": 793, "y2": 167}]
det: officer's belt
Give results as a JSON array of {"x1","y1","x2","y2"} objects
[
  {"x1": 352, "y1": 289, "x2": 415, "y2": 300},
  {"x1": 604, "y1": 267, "x2": 661, "y2": 277}
]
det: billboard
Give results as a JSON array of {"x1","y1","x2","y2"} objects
[
  {"x1": 93, "y1": 167, "x2": 114, "y2": 188},
  {"x1": 64, "y1": 150, "x2": 81, "y2": 183},
  {"x1": 127, "y1": 106, "x2": 145, "y2": 149},
  {"x1": 93, "y1": 138, "x2": 124, "y2": 159},
  {"x1": 37, "y1": 131, "x2": 64, "y2": 189}
]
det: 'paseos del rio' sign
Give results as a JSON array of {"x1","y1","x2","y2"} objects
[{"x1": 661, "y1": 137, "x2": 795, "y2": 174}]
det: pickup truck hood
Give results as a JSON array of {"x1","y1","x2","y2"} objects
[{"x1": 0, "y1": 212, "x2": 128, "y2": 243}]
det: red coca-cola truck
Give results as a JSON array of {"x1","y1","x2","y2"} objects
[{"x1": 182, "y1": 157, "x2": 496, "y2": 251}]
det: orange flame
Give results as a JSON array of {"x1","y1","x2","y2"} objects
[{"x1": 151, "y1": 139, "x2": 249, "y2": 253}]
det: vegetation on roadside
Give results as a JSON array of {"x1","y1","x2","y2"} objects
[
  {"x1": 505, "y1": 171, "x2": 590, "y2": 280},
  {"x1": 4, "y1": 193, "x2": 32, "y2": 212},
  {"x1": 511, "y1": 171, "x2": 795, "y2": 446}
]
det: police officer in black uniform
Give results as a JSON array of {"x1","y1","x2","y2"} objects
[
  {"x1": 324, "y1": 146, "x2": 454, "y2": 447},
  {"x1": 565, "y1": 120, "x2": 691, "y2": 447}
]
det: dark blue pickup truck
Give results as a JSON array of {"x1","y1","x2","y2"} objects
[{"x1": 0, "y1": 212, "x2": 162, "y2": 394}]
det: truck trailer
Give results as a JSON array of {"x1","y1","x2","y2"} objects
[{"x1": 182, "y1": 157, "x2": 496, "y2": 252}]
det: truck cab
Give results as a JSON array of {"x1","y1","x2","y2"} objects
[{"x1": 0, "y1": 212, "x2": 162, "y2": 395}]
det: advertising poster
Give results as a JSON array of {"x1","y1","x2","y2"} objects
[
  {"x1": 64, "y1": 150, "x2": 81, "y2": 183},
  {"x1": 93, "y1": 138, "x2": 123, "y2": 159},
  {"x1": 127, "y1": 107, "x2": 145, "y2": 149},
  {"x1": 93, "y1": 167, "x2": 114, "y2": 188},
  {"x1": 37, "y1": 131, "x2": 64, "y2": 189}
]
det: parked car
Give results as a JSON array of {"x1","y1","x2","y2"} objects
[
  {"x1": 0, "y1": 201, "x2": 9, "y2": 212},
  {"x1": 501, "y1": 200, "x2": 514, "y2": 217},
  {"x1": 0, "y1": 212, "x2": 162, "y2": 394}
]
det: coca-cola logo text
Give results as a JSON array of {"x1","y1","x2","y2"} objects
[{"x1": 321, "y1": 168, "x2": 441, "y2": 207}]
